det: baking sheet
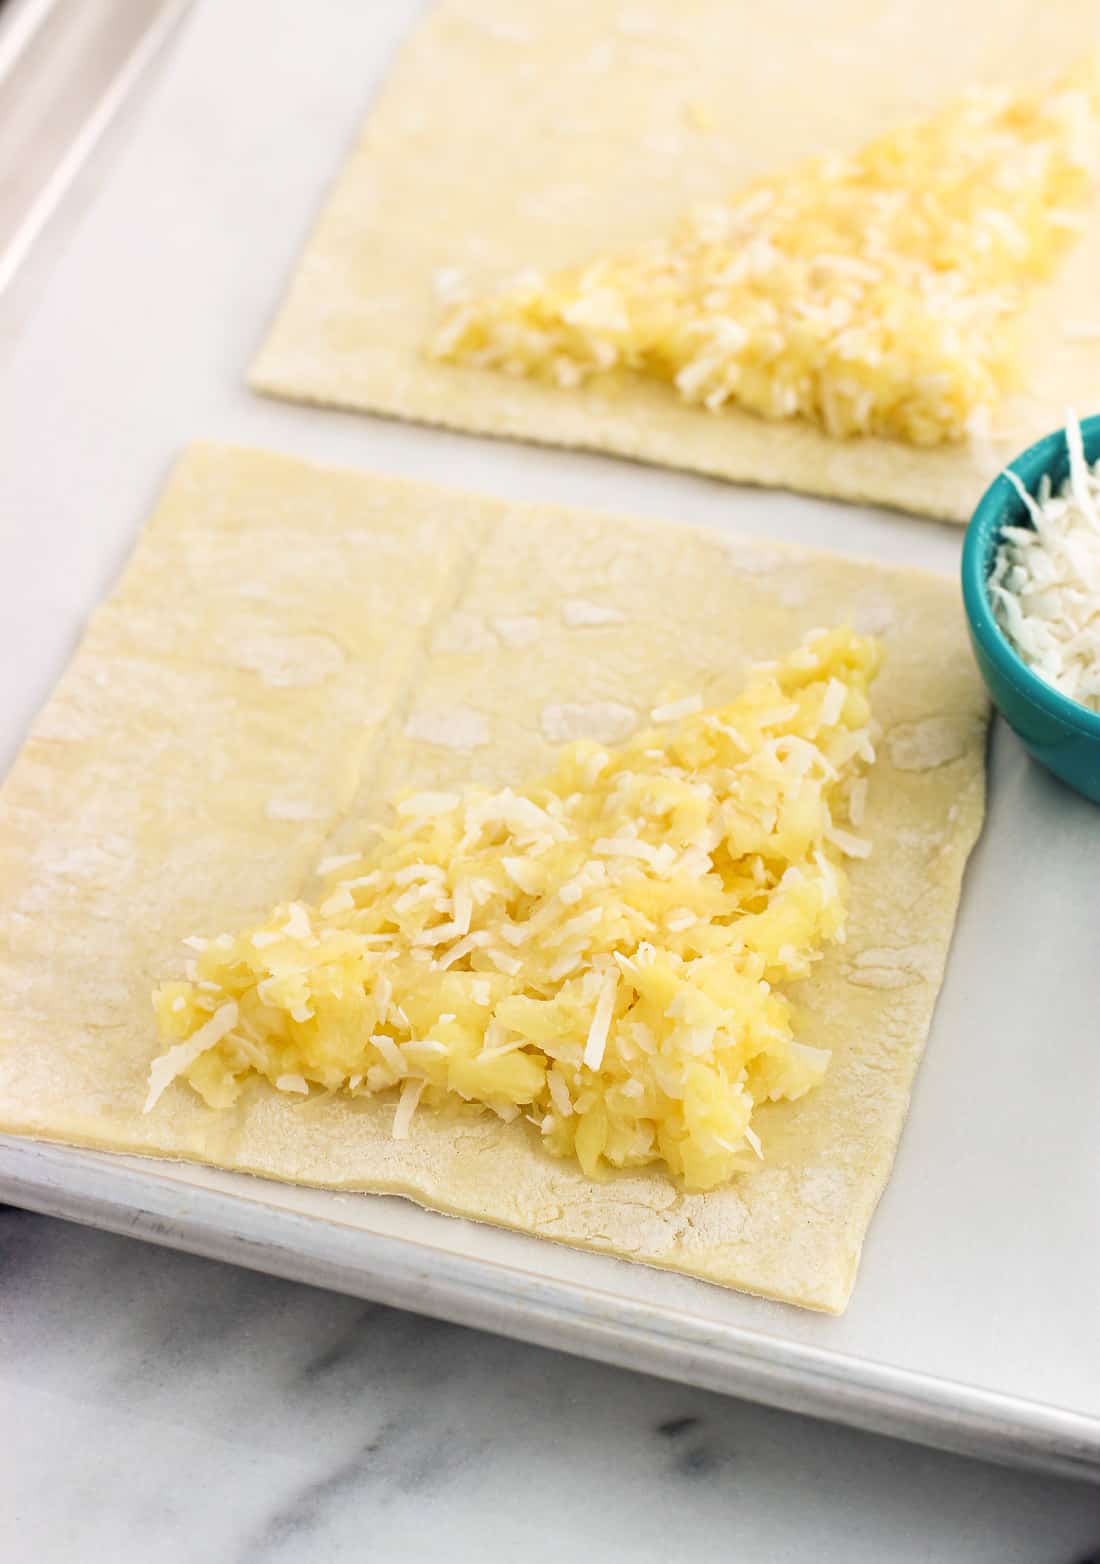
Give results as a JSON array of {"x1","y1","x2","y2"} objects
[{"x1": 0, "y1": 0, "x2": 1097, "y2": 1479}]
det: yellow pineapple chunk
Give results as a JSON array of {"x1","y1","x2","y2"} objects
[
  {"x1": 147, "y1": 628, "x2": 881, "y2": 1192},
  {"x1": 431, "y1": 70, "x2": 1099, "y2": 446}
]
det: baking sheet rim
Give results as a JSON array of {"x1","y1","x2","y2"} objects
[{"x1": 2, "y1": 1136, "x2": 1096, "y2": 1484}]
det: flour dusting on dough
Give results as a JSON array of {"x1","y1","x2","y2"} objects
[
  {"x1": 540, "y1": 700, "x2": 637, "y2": 743},
  {"x1": 493, "y1": 614, "x2": 542, "y2": 648},
  {"x1": 266, "y1": 798, "x2": 331, "y2": 822},
  {"x1": 229, "y1": 633, "x2": 346, "y2": 688},
  {"x1": 852, "y1": 591, "x2": 897, "y2": 637},
  {"x1": 404, "y1": 705, "x2": 490, "y2": 750},
  {"x1": 847, "y1": 944, "x2": 940, "y2": 990},
  {"x1": 726, "y1": 544, "x2": 787, "y2": 575},
  {"x1": 797, "y1": 1167, "x2": 851, "y2": 1215},
  {"x1": 42, "y1": 840, "x2": 133, "y2": 881},
  {"x1": 887, "y1": 717, "x2": 970, "y2": 771},
  {"x1": 562, "y1": 597, "x2": 626, "y2": 628},
  {"x1": 432, "y1": 611, "x2": 497, "y2": 653}
]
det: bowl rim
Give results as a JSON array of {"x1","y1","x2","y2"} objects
[{"x1": 961, "y1": 412, "x2": 1100, "y2": 741}]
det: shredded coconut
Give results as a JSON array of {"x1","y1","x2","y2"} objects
[
  {"x1": 990, "y1": 411, "x2": 1100, "y2": 711},
  {"x1": 143, "y1": 1001, "x2": 238, "y2": 1113},
  {"x1": 392, "y1": 1076, "x2": 425, "y2": 1139},
  {"x1": 650, "y1": 695, "x2": 704, "y2": 723}
]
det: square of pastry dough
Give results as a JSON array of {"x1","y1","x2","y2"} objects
[
  {"x1": 0, "y1": 444, "x2": 987, "y2": 1311},
  {"x1": 250, "y1": 0, "x2": 1100, "y2": 521}
]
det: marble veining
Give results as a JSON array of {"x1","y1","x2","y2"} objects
[{"x1": 1, "y1": 1206, "x2": 1098, "y2": 1563}]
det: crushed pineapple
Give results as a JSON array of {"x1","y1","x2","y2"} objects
[
  {"x1": 431, "y1": 69, "x2": 1099, "y2": 446},
  {"x1": 147, "y1": 628, "x2": 881, "y2": 1192}
]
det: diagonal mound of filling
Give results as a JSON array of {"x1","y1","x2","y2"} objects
[
  {"x1": 148, "y1": 628, "x2": 880, "y2": 1191},
  {"x1": 430, "y1": 69, "x2": 1099, "y2": 447}
]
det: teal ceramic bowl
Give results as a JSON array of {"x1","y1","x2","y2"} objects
[{"x1": 961, "y1": 414, "x2": 1100, "y2": 803}]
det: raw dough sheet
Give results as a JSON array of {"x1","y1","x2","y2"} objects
[
  {"x1": 251, "y1": 0, "x2": 1100, "y2": 522},
  {"x1": 0, "y1": 445, "x2": 987, "y2": 1311}
]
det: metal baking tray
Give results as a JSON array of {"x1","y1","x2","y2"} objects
[{"x1": 0, "y1": 0, "x2": 1097, "y2": 1482}]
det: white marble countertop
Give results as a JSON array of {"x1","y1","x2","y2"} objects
[{"x1": 2, "y1": 1208, "x2": 1097, "y2": 1562}]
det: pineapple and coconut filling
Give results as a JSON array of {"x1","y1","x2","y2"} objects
[
  {"x1": 147, "y1": 628, "x2": 881, "y2": 1192},
  {"x1": 431, "y1": 69, "x2": 1099, "y2": 447}
]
